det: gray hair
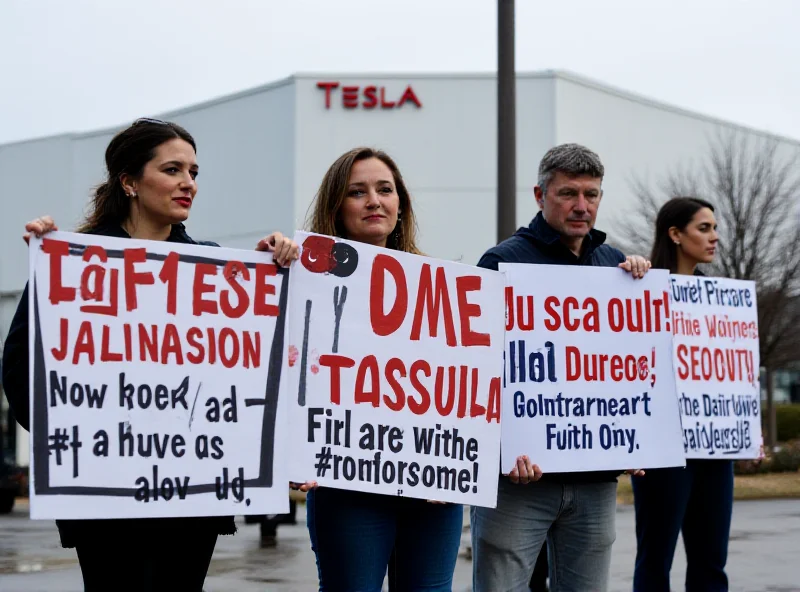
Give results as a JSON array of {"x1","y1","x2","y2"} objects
[{"x1": 537, "y1": 143, "x2": 605, "y2": 194}]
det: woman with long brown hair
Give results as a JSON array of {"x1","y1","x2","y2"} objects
[
  {"x1": 302, "y1": 147, "x2": 463, "y2": 591},
  {"x1": 2, "y1": 117, "x2": 296, "y2": 591}
]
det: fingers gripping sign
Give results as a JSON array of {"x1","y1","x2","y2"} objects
[
  {"x1": 618, "y1": 255, "x2": 652, "y2": 280},
  {"x1": 256, "y1": 232, "x2": 300, "y2": 267},
  {"x1": 24, "y1": 215, "x2": 58, "y2": 244},
  {"x1": 507, "y1": 455, "x2": 543, "y2": 485}
]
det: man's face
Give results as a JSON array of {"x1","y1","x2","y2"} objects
[{"x1": 534, "y1": 171, "x2": 603, "y2": 240}]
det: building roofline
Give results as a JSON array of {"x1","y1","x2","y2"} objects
[
  {"x1": 548, "y1": 69, "x2": 800, "y2": 147},
  {"x1": 1, "y1": 69, "x2": 798, "y2": 147}
]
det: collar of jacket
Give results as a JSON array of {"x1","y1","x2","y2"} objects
[
  {"x1": 85, "y1": 223, "x2": 194, "y2": 244},
  {"x1": 527, "y1": 211, "x2": 608, "y2": 251}
]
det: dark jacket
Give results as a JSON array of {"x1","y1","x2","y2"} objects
[
  {"x1": 2, "y1": 223, "x2": 236, "y2": 547},
  {"x1": 478, "y1": 212, "x2": 626, "y2": 483}
]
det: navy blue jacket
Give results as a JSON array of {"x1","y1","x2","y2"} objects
[
  {"x1": 2, "y1": 223, "x2": 236, "y2": 547},
  {"x1": 478, "y1": 212, "x2": 625, "y2": 483}
]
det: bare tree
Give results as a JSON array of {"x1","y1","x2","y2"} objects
[{"x1": 616, "y1": 131, "x2": 800, "y2": 448}]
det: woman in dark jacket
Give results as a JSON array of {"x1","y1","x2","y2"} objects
[
  {"x1": 631, "y1": 197, "x2": 731, "y2": 591},
  {"x1": 2, "y1": 118, "x2": 296, "y2": 592}
]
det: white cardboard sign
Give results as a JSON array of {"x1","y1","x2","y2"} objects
[
  {"x1": 670, "y1": 275, "x2": 762, "y2": 459},
  {"x1": 28, "y1": 232, "x2": 290, "y2": 519},
  {"x1": 286, "y1": 232, "x2": 505, "y2": 507},
  {"x1": 500, "y1": 264, "x2": 686, "y2": 473}
]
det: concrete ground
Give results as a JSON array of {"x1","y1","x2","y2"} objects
[{"x1": 1, "y1": 499, "x2": 798, "y2": 591}]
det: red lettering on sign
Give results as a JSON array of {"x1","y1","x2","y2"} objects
[
  {"x1": 456, "y1": 275, "x2": 490, "y2": 347},
  {"x1": 192, "y1": 263, "x2": 218, "y2": 316},
  {"x1": 43, "y1": 239, "x2": 76, "y2": 305},
  {"x1": 370, "y1": 254, "x2": 408, "y2": 337}
]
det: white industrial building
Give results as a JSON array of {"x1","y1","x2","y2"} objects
[{"x1": 1, "y1": 70, "x2": 799, "y2": 464}]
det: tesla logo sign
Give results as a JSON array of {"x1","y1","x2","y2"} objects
[{"x1": 317, "y1": 82, "x2": 422, "y2": 110}]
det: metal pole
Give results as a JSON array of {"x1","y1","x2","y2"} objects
[{"x1": 497, "y1": 0, "x2": 516, "y2": 242}]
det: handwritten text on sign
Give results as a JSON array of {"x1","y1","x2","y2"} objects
[
  {"x1": 670, "y1": 275, "x2": 761, "y2": 459},
  {"x1": 499, "y1": 264, "x2": 685, "y2": 473},
  {"x1": 28, "y1": 232, "x2": 290, "y2": 519},
  {"x1": 287, "y1": 233, "x2": 504, "y2": 507}
]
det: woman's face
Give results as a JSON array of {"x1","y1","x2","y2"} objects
[
  {"x1": 673, "y1": 207, "x2": 718, "y2": 264},
  {"x1": 339, "y1": 157, "x2": 400, "y2": 248},
  {"x1": 125, "y1": 138, "x2": 199, "y2": 226}
]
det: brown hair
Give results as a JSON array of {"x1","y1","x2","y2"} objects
[
  {"x1": 77, "y1": 118, "x2": 196, "y2": 233},
  {"x1": 307, "y1": 147, "x2": 422, "y2": 255}
]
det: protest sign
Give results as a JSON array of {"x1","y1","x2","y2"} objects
[
  {"x1": 499, "y1": 264, "x2": 685, "y2": 473},
  {"x1": 286, "y1": 233, "x2": 505, "y2": 507},
  {"x1": 28, "y1": 232, "x2": 290, "y2": 519},
  {"x1": 670, "y1": 275, "x2": 761, "y2": 459}
]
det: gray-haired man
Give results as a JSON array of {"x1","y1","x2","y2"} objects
[{"x1": 471, "y1": 144, "x2": 648, "y2": 591}]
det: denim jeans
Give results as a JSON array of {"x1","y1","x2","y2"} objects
[
  {"x1": 632, "y1": 460, "x2": 733, "y2": 592},
  {"x1": 307, "y1": 487, "x2": 463, "y2": 591},
  {"x1": 471, "y1": 477, "x2": 617, "y2": 592}
]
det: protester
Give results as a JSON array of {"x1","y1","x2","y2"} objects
[
  {"x1": 1, "y1": 118, "x2": 297, "y2": 592},
  {"x1": 301, "y1": 146, "x2": 538, "y2": 591},
  {"x1": 631, "y1": 197, "x2": 730, "y2": 591},
  {"x1": 470, "y1": 143, "x2": 649, "y2": 592}
]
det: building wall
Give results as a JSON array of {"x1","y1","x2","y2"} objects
[
  {"x1": 552, "y1": 73, "x2": 800, "y2": 243},
  {"x1": 293, "y1": 74, "x2": 556, "y2": 264},
  {"x1": 162, "y1": 81, "x2": 296, "y2": 250}
]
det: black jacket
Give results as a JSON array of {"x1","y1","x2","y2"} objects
[
  {"x1": 478, "y1": 212, "x2": 626, "y2": 483},
  {"x1": 2, "y1": 223, "x2": 236, "y2": 547}
]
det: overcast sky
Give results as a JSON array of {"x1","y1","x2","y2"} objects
[{"x1": 1, "y1": 0, "x2": 797, "y2": 145}]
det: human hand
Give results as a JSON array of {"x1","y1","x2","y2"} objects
[
  {"x1": 618, "y1": 255, "x2": 651, "y2": 279},
  {"x1": 625, "y1": 469, "x2": 646, "y2": 477},
  {"x1": 290, "y1": 480, "x2": 319, "y2": 492},
  {"x1": 256, "y1": 232, "x2": 299, "y2": 267},
  {"x1": 508, "y1": 455, "x2": 543, "y2": 484},
  {"x1": 23, "y1": 215, "x2": 58, "y2": 244}
]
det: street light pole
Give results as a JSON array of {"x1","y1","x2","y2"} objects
[{"x1": 497, "y1": 0, "x2": 516, "y2": 242}]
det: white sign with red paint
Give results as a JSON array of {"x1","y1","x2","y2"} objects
[
  {"x1": 670, "y1": 275, "x2": 762, "y2": 459},
  {"x1": 27, "y1": 232, "x2": 290, "y2": 519},
  {"x1": 500, "y1": 264, "x2": 686, "y2": 473},
  {"x1": 285, "y1": 232, "x2": 504, "y2": 507}
]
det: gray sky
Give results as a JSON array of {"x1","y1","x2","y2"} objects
[{"x1": 1, "y1": 0, "x2": 797, "y2": 144}]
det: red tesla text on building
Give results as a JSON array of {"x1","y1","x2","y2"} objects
[{"x1": 317, "y1": 82, "x2": 422, "y2": 110}]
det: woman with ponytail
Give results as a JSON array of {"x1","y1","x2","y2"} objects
[{"x1": 2, "y1": 118, "x2": 297, "y2": 591}]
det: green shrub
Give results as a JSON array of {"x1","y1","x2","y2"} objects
[
  {"x1": 770, "y1": 440, "x2": 800, "y2": 473},
  {"x1": 734, "y1": 439, "x2": 800, "y2": 474},
  {"x1": 776, "y1": 404, "x2": 800, "y2": 442}
]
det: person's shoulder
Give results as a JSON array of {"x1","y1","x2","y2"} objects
[
  {"x1": 170, "y1": 224, "x2": 219, "y2": 247},
  {"x1": 594, "y1": 244, "x2": 625, "y2": 265},
  {"x1": 477, "y1": 234, "x2": 536, "y2": 270}
]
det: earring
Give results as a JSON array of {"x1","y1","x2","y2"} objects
[{"x1": 674, "y1": 241, "x2": 680, "y2": 246}]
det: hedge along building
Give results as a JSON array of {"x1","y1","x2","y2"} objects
[{"x1": 1, "y1": 70, "x2": 799, "y2": 465}]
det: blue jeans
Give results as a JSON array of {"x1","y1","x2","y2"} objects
[
  {"x1": 307, "y1": 487, "x2": 463, "y2": 591},
  {"x1": 632, "y1": 460, "x2": 733, "y2": 592},
  {"x1": 471, "y1": 477, "x2": 617, "y2": 592}
]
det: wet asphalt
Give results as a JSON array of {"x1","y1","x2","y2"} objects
[{"x1": 1, "y1": 499, "x2": 798, "y2": 591}]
